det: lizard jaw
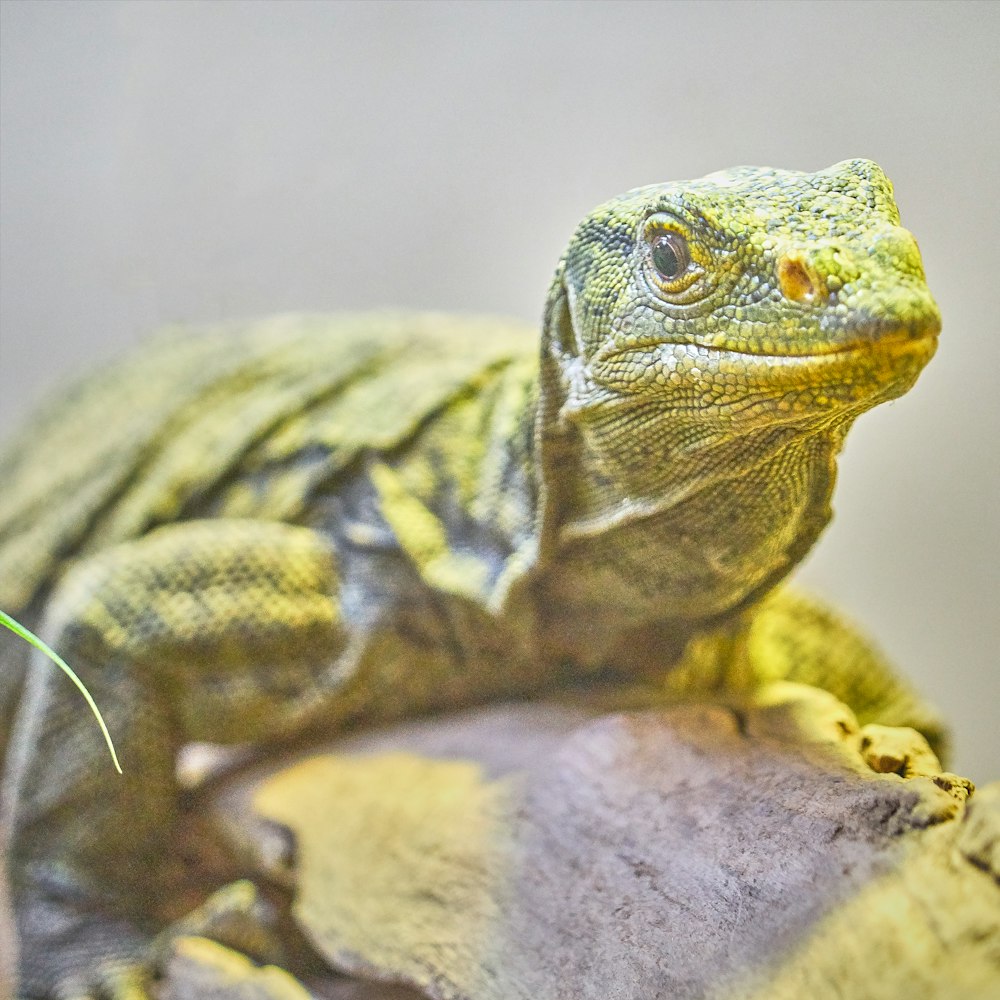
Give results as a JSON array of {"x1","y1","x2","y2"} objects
[{"x1": 588, "y1": 328, "x2": 937, "y2": 414}]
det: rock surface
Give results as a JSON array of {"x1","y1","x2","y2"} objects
[{"x1": 163, "y1": 684, "x2": 997, "y2": 1000}]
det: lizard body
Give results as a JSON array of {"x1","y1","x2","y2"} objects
[{"x1": 0, "y1": 160, "x2": 944, "y2": 997}]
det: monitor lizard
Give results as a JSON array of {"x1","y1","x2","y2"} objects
[{"x1": 0, "y1": 160, "x2": 947, "y2": 997}]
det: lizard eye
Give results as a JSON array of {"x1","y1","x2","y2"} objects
[
  {"x1": 640, "y1": 214, "x2": 705, "y2": 298},
  {"x1": 650, "y1": 232, "x2": 690, "y2": 281}
]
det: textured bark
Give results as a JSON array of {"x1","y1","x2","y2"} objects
[{"x1": 163, "y1": 683, "x2": 998, "y2": 1000}]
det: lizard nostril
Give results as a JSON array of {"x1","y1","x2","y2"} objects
[{"x1": 777, "y1": 254, "x2": 819, "y2": 304}]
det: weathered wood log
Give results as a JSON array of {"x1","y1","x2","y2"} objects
[{"x1": 161, "y1": 683, "x2": 998, "y2": 1000}]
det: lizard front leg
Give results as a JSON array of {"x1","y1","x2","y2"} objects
[
  {"x1": 742, "y1": 586, "x2": 949, "y2": 761},
  {"x1": 640, "y1": 586, "x2": 948, "y2": 767},
  {"x1": 3, "y1": 519, "x2": 349, "y2": 998}
]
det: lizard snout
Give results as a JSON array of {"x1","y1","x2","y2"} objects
[{"x1": 774, "y1": 231, "x2": 940, "y2": 352}]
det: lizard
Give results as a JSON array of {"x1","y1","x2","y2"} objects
[{"x1": 0, "y1": 159, "x2": 948, "y2": 998}]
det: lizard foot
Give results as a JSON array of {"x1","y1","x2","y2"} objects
[
  {"x1": 858, "y1": 722, "x2": 945, "y2": 778},
  {"x1": 744, "y1": 682, "x2": 974, "y2": 820},
  {"x1": 47, "y1": 936, "x2": 308, "y2": 1000},
  {"x1": 151, "y1": 880, "x2": 285, "y2": 968},
  {"x1": 856, "y1": 722, "x2": 974, "y2": 823},
  {"x1": 53, "y1": 963, "x2": 152, "y2": 1000},
  {"x1": 163, "y1": 935, "x2": 313, "y2": 1000},
  {"x1": 19, "y1": 880, "x2": 315, "y2": 999}
]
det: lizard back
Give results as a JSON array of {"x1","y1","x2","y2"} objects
[{"x1": 0, "y1": 312, "x2": 537, "y2": 614}]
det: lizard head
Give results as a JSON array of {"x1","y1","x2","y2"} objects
[{"x1": 544, "y1": 159, "x2": 940, "y2": 439}]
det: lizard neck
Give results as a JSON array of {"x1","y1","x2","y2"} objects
[{"x1": 522, "y1": 413, "x2": 851, "y2": 664}]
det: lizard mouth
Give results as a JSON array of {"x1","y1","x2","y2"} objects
[
  {"x1": 802, "y1": 308, "x2": 942, "y2": 359},
  {"x1": 680, "y1": 310, "x2": 941, "y2": 363},
  {"x1": 595, "y1": 308, "x2": 940, "y2": 371},
  {"x1": 697, "y1": 331, "x2": 937, "y2": 364},
  {"x1": 694, "y1": 331, "x2": 938, "y2": 400},
  {"x1": 726, "y1": 326, "x2": 939, "y2": 367},
  {"x1": 588, "y1": 323, "x2": 938, "y2": 414}
]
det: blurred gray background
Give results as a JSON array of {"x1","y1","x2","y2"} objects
[{"x1": 1, "y1": 0, "x2": 996, "y2": 781}]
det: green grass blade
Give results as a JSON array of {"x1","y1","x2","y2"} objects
[{"x1": 0, "y1": 609, "x2": 122, "y2": 774}]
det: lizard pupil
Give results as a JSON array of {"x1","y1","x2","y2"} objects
[{"x1": 651, "y1": 233, "x2": 689, "y2": 280}]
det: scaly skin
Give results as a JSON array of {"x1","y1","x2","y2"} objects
[{"x1": 0, "y1": 160, "x2": 945, "y2": 997}]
